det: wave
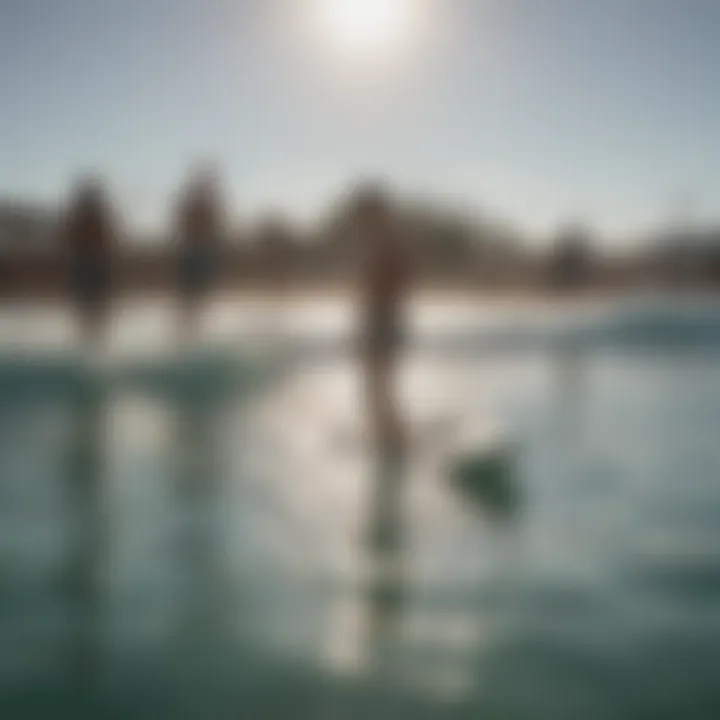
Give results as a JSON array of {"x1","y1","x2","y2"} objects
[{"x1": 2, "y1": 297, "x2": 720, "y2": 385}]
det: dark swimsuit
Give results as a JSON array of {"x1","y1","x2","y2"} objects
[
  {"x1": 68, "y1": 207, "x2": 113, "y2": 309},
  {"x1": 72, "y1": 258, "x2": 111, "y2": 307},
  {"x1": 179, "y1": 242, "x2": 216, "y2": 296}
]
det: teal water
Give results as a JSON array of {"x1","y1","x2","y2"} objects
[{"x1": 1, "y1": 297, "x2": 720, "y2": 719}]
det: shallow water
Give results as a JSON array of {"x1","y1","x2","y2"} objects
[{"x1": 1, "y1": 296, "x2": 720, "y2": 719}]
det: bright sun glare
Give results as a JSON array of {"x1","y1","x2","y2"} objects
[{"x1": 316, "y1": 0, "x2": 415, "y2": 60}]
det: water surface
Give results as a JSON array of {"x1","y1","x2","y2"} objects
[{"x1": 1, "y1": 295, "x2": 719, "y2": 719}]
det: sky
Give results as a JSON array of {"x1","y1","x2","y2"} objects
[{"x1": 2, "y1": 0, "x2": 720, "y2": 244}]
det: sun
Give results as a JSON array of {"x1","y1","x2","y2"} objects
[{"x1": 315, "y1": 0, "x2": 415, "y2": 59}]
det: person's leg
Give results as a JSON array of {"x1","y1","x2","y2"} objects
[
  {"x1": 178, "y1": 252, "x2": 203, "y2": 344},
  {"x1": 179, "y1": 290, "x2": 202, "y2": 344},
  {"x1": 366, "y1": 351, "x2": 390, "y2": 448},
  {"x1": 368, "y1": 331, "x2": 405, "y2": 454},
  {"x1": 182, "y1": 248, "x2": 216, "y2": 344},
  {"x1": 75, "y1": 264, "x2": 109, "y2": 352},
  {"x1": 384, "y1": 347, "x2": 406, "y2": 453},
  {"x1": 364, "y1": 343, "x2": 407, "y2": 558},
  {"x1": 84, "y1": 301, "x2": 106, "y2": 351}
]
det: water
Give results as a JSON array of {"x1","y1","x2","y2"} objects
[{"x1": 1, "y1": 295, "x2": 720, "y2": 719}]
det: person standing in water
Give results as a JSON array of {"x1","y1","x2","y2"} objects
[
  {"x1": 175, "y1": 166, "x2": 224, "y2": 343},
  {"x1": 356, "y1": 183, "x2": 411, "y2": 450},
  {"x1": 354, "y1": 183, "x2": 412, "y2": 554},
  {"x1": 62, "y1": 175, "x2": 116, "y2": 350}
]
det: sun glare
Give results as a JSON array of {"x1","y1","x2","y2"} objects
[{"x1": 315, "y1": 0, "x2": 415, "y2": 60}]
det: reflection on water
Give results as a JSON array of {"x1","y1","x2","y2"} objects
[
  {"x1": 1, "y1": 300, "x2": 720, "y2": 718},
  {"x1": 64, "y1": 384, "x2": 107, "y2": 686},
  {"x1": 361, "y1": 451, "x2": 408, "y2": 685},
  {"x1": 172, "y1": 393, "x2": 226, "y2": 644}
]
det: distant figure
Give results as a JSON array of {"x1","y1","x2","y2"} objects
[
  {"x1": 355, "y1": 183, "x2": 411, "y2": 454},
  {"x1": 62, "y1": 176, "x2": 116, "y2": 349},
  {"x1": 354, "y1": 183, "x2": 412, "y2": 555},
  {"x1": 551, "y1": 223, "x2": 592, "y2": 294},
  {"x1": 258, "y1": 214, "x2": 294, "y2": 344},
  {"x1": 175, "y1": 166, "x2": 224, "y2": 342},
  {"x1": 259, "y1": 213, "x2": 292, "y2": 296}
]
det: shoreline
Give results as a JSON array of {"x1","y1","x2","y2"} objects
[{"x1": 2, "y1": 287, "x2": 720, "y2": 321}]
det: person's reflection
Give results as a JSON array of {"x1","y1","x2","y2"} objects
[
  {"x1": 353, "y1": 180, "x2": 412, "y2": 677},
  {"x1": 360, "y1": 442, "x2": 522, "y2": 700},
  {"x1": 171, "y1": 394, "x2": 226, "y2": 650},
  {"x1": 361, "y1": 446, "x2": 407, "y2": 680},
  {"x1": 64, "y1": 382, "x2": 108, "y2": 686}
]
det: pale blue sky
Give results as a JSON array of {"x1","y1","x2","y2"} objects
[{"x1": 1, "y1": 0, "x2": 720, "y2": 242}]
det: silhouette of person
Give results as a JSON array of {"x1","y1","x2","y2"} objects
[
  {"x1": 61, "y1": 175, "x2": 116, "y2": 350},
  {"x1": 259, "y1": 214, "x2": 292, "y2": 296},
  {"x1": 355, "y1": 183, "x2": 411, "y2": 451},
  {"x1": 257, "y1": 214, "x2": 293, "y2": 343},
  {"x1": 353, "y1": 182, "x2": 412, "y2": 553},
  {"x1": 551, "y1": 223, "x2": 591, "y2": 294},
  {"x1": 175, "y1": 165, "x2": 225, "y2": 343}
]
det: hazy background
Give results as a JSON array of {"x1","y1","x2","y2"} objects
[
  {"x1": 2, "y1": 3, "x2": 720, "y2": 720},
  {"x1": 3, "y1": 0, "x2": 720, "y2": 240}
]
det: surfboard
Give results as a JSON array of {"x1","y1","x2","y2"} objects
[
  {"x1": 331, "y1": 409, "x2": 520, "y2": 517},
  {"x1": 443, "y1": 422, "x2": 520, "y2": 519}
]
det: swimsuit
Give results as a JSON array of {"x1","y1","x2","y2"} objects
[
  {"x1": 180, "y1": 243, "x2": 216, "y2": 296},
  {"x1": 71, "y1": 257, "x2": 111, "y2": 307}
]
